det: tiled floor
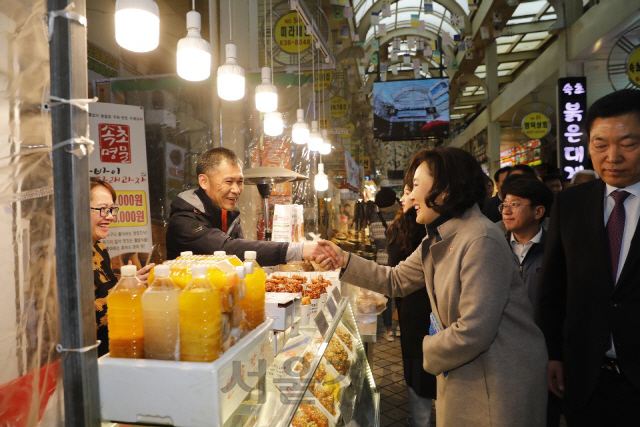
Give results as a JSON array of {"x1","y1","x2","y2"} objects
[{"x1": 371, "y1": 317, "x2": 436, "y2": 427}]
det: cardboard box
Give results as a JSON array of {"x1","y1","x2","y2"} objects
[
  {"x1": 265, "y1": 292, "x2": 300, "y2": 331},
  {"x1": 99, "y1": 319, "x2": 273, "y2": 427}
]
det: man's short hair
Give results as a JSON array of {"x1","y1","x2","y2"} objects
[
  {"x1": 542, "y1": 174, "x2": 562, "y2": 184},
  {"x1": 585, "y1": 89, "x2": 640, "y2": 138},
  {"x1": 196, "y1": 147, "x2": 243, "y2": 176},
  {"x1": 508, "y1": 164, "x2": 538, "y2": 178},
  {"x1": 494, "y1": 166, "x2": 512, "y2": 183},
  {"x1": 408, "y1": 147, "x2": 486, "y2": 218},
  {"x1": 502, "y1": 177, "x2": 554, "y2": 223}
]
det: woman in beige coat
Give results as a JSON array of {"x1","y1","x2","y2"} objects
[{"x1": 319, "y1": 147, "x2": 547, "y2": 426}]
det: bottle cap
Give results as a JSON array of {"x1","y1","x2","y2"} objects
[
  {"x1": 180, "y1": 251, "x2": 193, "y2": 257},
  {"x1": 191, "y1": 265, "x2": 207, "y2": 276},
  {"x1": 121, "y1": 265, "x2": 137, "y2": 276},
  {"x1": 214, "y1": 251, "x2": 227, "y2": 256},
  {"x1": 235, "y1": 265, "x2": 246, "y2": 279},
  {"x1": 244, "y1": 250, "x2": 257, "y2": 260},
  {"x1": 154, "y1": 264, "x2": 170, "y2": 276},
  {"x1": 245, "y1": 261, "x2": 254, "y2": 274}
]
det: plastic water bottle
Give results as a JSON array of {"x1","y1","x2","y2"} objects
[
  {"x1": 142, "y1": 264, "x2": 181, "y2": 360},
  {"x1": 107, "y1": 265, "x2": 146, "y2": 358},
  {"x1": 179, "y1": 264, "x2": 222, "y2": 362}
]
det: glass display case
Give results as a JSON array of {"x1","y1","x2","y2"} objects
[
  {"x1": 222, "y1": 296, "x2": 380, "y2": 427},
  {"x1": 101, "y1": 285, "x2": 379, "y2": 427}
]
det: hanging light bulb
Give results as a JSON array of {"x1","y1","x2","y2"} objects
[
  {"x1": 308, "y1": 120, "x2": 323, "y2": 152},
  {"x1": 255, "y1": 67, "x2": 278, "y2": 112},
  {"x1": 177, "y1": 10, "x2": 211, "y2": 81},
  {"x1": 217, "y1": 43, "x2": 245, "y2": 100},
  {"x1": 264, "y1": 111, "x2": 284, "y2": 136},
  {"x1": 319, "y1": 129, "x2": 331, "y2": 155},
  {"x1": 115, "y1": 0, "x2": 160, "y2": 52},
  {"x1": 315, "y1": 163, "x2": 329, "y2": 191},
  {"x1": 292, "y1": 108, "x2": 309, "y2": 144}
]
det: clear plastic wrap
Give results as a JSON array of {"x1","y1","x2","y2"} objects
[{"x1": 0, "y1": 0, "x2": 64, "y2": 424}]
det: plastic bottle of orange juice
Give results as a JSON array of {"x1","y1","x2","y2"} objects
[
  {"x1": 142, "y1": 264, "x2": 181, "y2": 360},
  {"x1": 107, "y1": 265, "x2": 146, "y2": 358},
  {"x1": 238, "y1": 251, "x2": 266, "y2": 330},
  {"x1": 179, "y1": 264, "x2": 222, "y2": 362}
]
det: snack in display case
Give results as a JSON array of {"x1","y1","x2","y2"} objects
[
  {"x1": 291, "y1": 404, "x2": 329, "y2": 427},
  {"x1": 308, "y1": 380, "x2": 336, "y2": 416},
  {"x1": 323, "y1": 337, "x2": 351, "y2": 376},
  {"x1": 334, "y1": 326, "x2": 353, "y2": 352}
]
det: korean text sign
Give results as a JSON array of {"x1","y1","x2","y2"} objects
[
  {"x1": 89, "y1": 103, "x2": 152, "y2": 256},
  {"x1": 557, "y1": 77, "x2": 587, "y2": 180}
]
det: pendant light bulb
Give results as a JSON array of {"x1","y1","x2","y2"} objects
[
  {"x1": 255, "y1": 67, "x2": 278, "y2": 112},
  {"x1": 264, "y1": 111, "x2": 284, "y2": 136},
  {"x1": 315, "y1": 163, "x2": 329, "y2": 192},
  {"x1": 115, "y1": 0, "x2": 160, "y2": 52},
  {"x1": 177, "y1": 10, "x2": 211, "y2": 81},
  {"x1": 308, "y1": 120, "x2": 323, "y2": 152},
  {"x1": 319, "y1": 129, "x2": 332, "y2": 155},
  {"x1": 292, "y1": 108, "x2": 309, "y2": 145},
  {"x1": 217, "y1": 43, "x2": 245, "y2": 101}
]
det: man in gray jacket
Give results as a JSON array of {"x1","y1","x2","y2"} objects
[{"x1": 166, "y1": 147, "x2": 336, "y2": 267}]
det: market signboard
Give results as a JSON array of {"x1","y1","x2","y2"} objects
[
  {"x1": 521, "y1": 112, "x2": 551, "y2": 140},
  {"x1": 557, "y1": 77, "x2": 588, "y2": 180},
  {"x1": 89, "y1": 102, "x2": 152, "y2": 256},
  {"x1": 274, "y1": 12, "x2": 312, "y2": 54}
]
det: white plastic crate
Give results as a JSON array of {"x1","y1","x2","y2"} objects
[{"x1": 99, "y1": 318, "x2": 273, "y2": 426}]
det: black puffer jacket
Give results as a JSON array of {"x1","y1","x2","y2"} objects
[{"x1": 166, "y1": 188, "x2": 289, "y2": 266}]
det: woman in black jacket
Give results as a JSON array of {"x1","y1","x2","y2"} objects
[{"x1": 385, "y1": 170, "x2": 437, "y2": 427}]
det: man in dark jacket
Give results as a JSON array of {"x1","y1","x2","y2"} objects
[
  {"x1": 501, "y1": 176, "x2": 558, "y2": 427},
  {"x1": 482, "y1": 166, "x2": 511, "y2": 222},
  {"x1": 166, "y1": 147, "x2": 337, "y2": 267}
]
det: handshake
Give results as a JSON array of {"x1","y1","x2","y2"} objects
[{"x1": 302, "y1": 240, "x2": 349, "y2": 271}]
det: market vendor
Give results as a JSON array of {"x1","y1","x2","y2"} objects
[{"x1": 166, "y1": 147, "x2": 338, "y2": 268}]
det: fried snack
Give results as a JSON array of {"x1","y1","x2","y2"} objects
[
  {"x1": 335, "y1": 327, "x2": 353, "y2": 352},
  {"x1": 310, "y1": 381, "x2": 335, "y2": 415},
  {"x1": 294, "y1": 351, "x2": 314, "y2": 376},
  {"x1": 302, "y1": 296, "x2": 311, "y2": 305},
  {"x1": 292, "y1": 404, "x2": 329, "y2": 427},
  {"x1": 322, "y1": 374, "x2": 342, "y2": 403},
  {"x1": 323, "y1": 337, "x2": 351, "y2": 376}
]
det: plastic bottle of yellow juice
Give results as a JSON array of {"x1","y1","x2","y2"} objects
[
  {"x1": 179, "y1": 264, "x2": 222, "y2": 362},
  {"x1": 142, "y1": 265, "x2": 181, "y2": 360},
  {"x1": 171, "y1": 262, "x2": 192, "y2": 290},
  {"x1": 238, "y1": 251, "x2": 266, "y2": 330},
  {"x1": 107, "y1": 265, "x2": 146, "y2": 358}
]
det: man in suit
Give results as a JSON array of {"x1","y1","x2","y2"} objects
[{"x1": 539, "y1": 89, "x2": 640, "y2": 426}]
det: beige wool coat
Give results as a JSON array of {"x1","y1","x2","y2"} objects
[{"x1": 341, "y1": 205, "x2": 547, "y2": 427}]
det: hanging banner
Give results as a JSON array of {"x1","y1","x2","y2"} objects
[
  {"x1": 89, "y1": 103, "x2": 152, "y2": 256},
  {"x1": 344, "y1": 149, "x2": 360, "y2": 190},
  {"x1": 274, "y1": 12, "x2": 312, "y2": 54},
  {"x1": 557, "y1": 77, "x2": 588, "y2": 180}
]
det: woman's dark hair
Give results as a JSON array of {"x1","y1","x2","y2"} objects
[
  {"x1": 90, "y1": 177, "x2": 117, "y2": 201},
  {"x1": 408, "y1": 147, "x2": 486, "y2": 218},
  {"x1": 386, "y1": 159, "x2": 421, "y2": 253}
]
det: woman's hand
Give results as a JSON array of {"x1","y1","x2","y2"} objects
[
  {"x1": 132, "y1": 261, "x2": 155, "y2": 285},
  {"x1": 314, "y1": 240, "x2": 349, "y2": 270}
]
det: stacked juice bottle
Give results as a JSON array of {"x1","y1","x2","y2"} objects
[
  {"x1": 238, "y1": 251, "x2": 266, "y2": 330},
  {"x1": 107, "y1": 265, "x2": 146, "y2": 358},
  {"x1": 142, "y1": 264, "x2": 181, "y2": 360},
  {"x1": 179, "y1": 264, "x2": 222, "y2": 362}
]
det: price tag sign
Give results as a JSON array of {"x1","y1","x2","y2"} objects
[
  {"x1": 326, "y1": 296, "x2": 338, "y2": 318},
  {"x1": 315, "y1": 311, "x2": 329, "y2": 338},
  {"x1": 332, "y1": 286, "x2": 342, "y2": 304}
]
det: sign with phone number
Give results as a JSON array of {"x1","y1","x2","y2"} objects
[{"x1": 274, "y1": 12, "x2": 311, "y2": 54}]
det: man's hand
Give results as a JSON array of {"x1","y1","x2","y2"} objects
[
  {"x1": 315, "y1": 240, "x2": 348, "y2": 270},
  {"x1": 548, "y1": 360, "x2": 565, "y2": 398},
  {"x1": 302, "y1": 241, "x2": 341, "y2": 270}
]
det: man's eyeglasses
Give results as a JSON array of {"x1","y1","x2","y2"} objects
[
  {"x1": 498, "y1": 202, "x2": 532, "y2": 214},
  {"x1": 91, "y1": 206, "x2": 119, "y2": 217}
]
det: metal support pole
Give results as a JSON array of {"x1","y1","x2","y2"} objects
[
  {"x1": 485, "y1": 40, "x2": 501, "y2": 176},
  {"x1": 48, "y1": 0, "x2": 101, "y2": 425}
]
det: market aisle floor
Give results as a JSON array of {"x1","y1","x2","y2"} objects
[{"x1": 371, "y1": 317, "x2": 436, "y2": 427}]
